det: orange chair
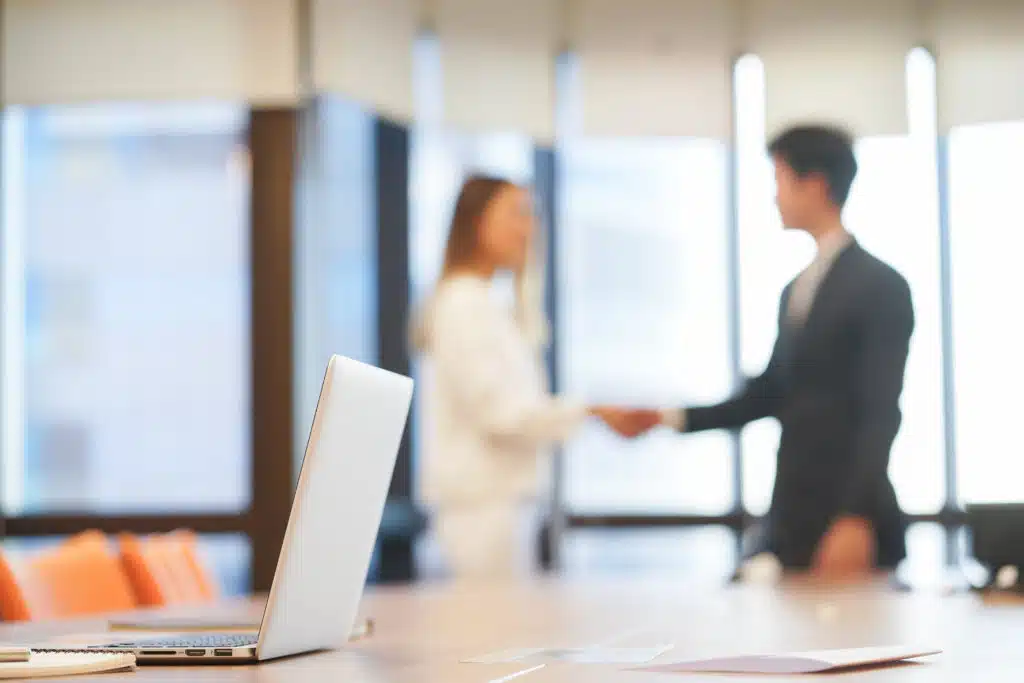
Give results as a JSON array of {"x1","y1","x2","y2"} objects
[
  {"x1": 118, "y1": 531, "x2": 219, "y2": 607},
  {"x1": 0, "y1": 531, "x2": 138, "y2": 621}
]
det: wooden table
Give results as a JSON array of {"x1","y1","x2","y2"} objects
[{"x1": 1, "y1": 578, "x2": 1021, "y2": 681}]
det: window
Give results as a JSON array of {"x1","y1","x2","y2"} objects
[
  {"x1": 562, "y1": 526, "x2": 736, "y2": 582},
  {"x1": 948, "y1": 120, "x2": 1024, "y2": 504},
  {"x1": 1, "y1": 103, "x2": 250, "y2": 514},
  {"x1": 845, "y1": 49, "x2": 945, "y2": 514},
  {"x1": 736, "y1": 51, "x2": 945, "y2": 516},
  {"x1": 558, "y1": 61, "x2": 733, "y2": 515},
  {"x1": 294, "y1": 96, "x2": 377, "y2": 462}
]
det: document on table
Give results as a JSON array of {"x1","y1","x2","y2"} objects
[
  {"x1": 637, "y1": 645, "x2": 941, "y2": 674},
  {"x1": 463, "y1": 645, "x2": 672, "y2": 665}
]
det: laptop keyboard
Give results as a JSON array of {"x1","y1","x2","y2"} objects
[{"x1": 95, "y1": 634, "x2": 257, "y2": 649}]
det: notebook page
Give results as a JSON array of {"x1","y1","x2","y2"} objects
[{"x1": 0, "y1": 652, "x2": 136, "y2": 679}]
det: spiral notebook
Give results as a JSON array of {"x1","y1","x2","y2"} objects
[{"x1": 0, "y1": 652, "x2": 136, "y2": 679}]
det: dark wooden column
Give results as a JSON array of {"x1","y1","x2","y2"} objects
[{"x1": 248, "y1": 108, "x2": 299, "y2": 591}]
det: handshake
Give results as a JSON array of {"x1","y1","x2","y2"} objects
[{"x1": 589, "y1": 406, "x2": 664, "y2": 439}]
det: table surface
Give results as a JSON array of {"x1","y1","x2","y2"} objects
[{"x1": 0, "y1": 577, "x2": 1019, "y2": 681}]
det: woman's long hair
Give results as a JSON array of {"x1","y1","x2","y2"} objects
[{"x1": 411, "y1": 174, "x2": 548, "y2": 353}]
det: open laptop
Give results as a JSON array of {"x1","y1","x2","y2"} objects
[{"x1": 32, "y1": 355, "x2": 412, "y2": 663}]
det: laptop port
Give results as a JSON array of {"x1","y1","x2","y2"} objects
[
  {"x1": 185, "y1": 649, "x2": 206, "y2": 657},
  {"x1": 140, "y1": 651, "x2": 176, "y2": 656},
  {"x1": 214, "y1": 649, "x2": 233, "y2": 657}
]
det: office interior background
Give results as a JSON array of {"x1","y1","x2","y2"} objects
[{"x1": 0, "y1": 0, "x2": 1020, "y2": 594}]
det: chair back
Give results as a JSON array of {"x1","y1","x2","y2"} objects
[
  {"x1": 119, "y1": 530, "x2": 218, "y2": 607},
  {"x1": 0, "y1": 531, "x2": 137, "y2": 621}
]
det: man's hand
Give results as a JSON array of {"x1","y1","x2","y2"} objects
[
  {"x1": 812, "y1": 516, "x2": 876, "y2": 579},
  {"x1": 591, "y1": 407, "x2": 661, "y2": 438}
]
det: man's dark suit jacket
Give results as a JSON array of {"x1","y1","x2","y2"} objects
[{"x1": 683, "y1": 240, "x2": 914, "y2": 569}]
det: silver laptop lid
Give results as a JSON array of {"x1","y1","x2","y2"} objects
[{"x1": 254, "y1": 356, "x2": 413, "y2": 661}]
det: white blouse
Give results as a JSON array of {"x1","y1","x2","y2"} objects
[{"x1": 418, "y1": 275, "x2": 587, "y2": 508}]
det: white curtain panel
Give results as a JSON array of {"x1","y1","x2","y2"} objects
[
  {"x1": 931, "y1": 0, "x2": 1024, "y2": 131},
  {"x1": 748, "y1": 0, "x2": 920, "y2": 138},
  {"x1": 3, "y1": 0, "x2": 299, "y2": 105},
  {"x1": 310, "y1": 0, "x2": 418, "y2": 122},
  {"x1": 571, "y1": 0, "x2": 738, "y2": 139},
  {"x1": 436, "y1": 0, "x2": 560, "y2": 141}
]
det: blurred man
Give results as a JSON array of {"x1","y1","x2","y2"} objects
[{"x1": 662, "y1": 124, "x2": 914, "y2": 578}]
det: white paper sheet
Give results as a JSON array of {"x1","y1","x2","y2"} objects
[
  {"x1": 463, "y1": 645, "x2": 672, "y2": 665},
  {"x1": 639, "y1": 645, "x2": 941, "y2": 674},
  {"x1": 463, "y1": 649, "x2": 545, "y2": 664}
]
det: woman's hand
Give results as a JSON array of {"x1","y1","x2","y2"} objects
[{"x1": 590, "y1": 407, "x2": 662, "y2": 438}]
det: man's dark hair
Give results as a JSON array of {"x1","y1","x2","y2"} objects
[{"x1": 767, "y1": 124, "x2": 858, "y2": 208}]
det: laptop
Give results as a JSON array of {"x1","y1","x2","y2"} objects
[{"x1": 32, "y1": 355, "x2": 412, "y2": 663}]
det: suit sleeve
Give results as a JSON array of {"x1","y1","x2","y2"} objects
[
  {"x1": 839, "y1": 274, "x2": 915, "y2": 518},
  {"x1": 683, "y1": 335, "x2": 786, "y2": 433},
  {"x1": 681, "y1": 287, "x2": 791, "y2": 433}
]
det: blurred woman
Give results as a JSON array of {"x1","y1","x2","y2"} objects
[{"x1": 413, "y1": 175, "x2": 657, "y2": 580}]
